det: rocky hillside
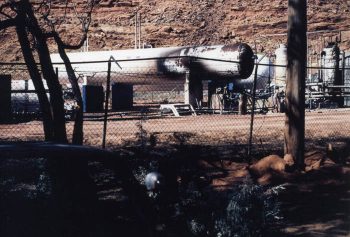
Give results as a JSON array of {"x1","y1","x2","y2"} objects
[
  {"x1": 92, "y1": 0, "x2": 350, "y2": 51},
  {"x1": 1, "y1": 0, "x2": 350, "y2": 62}
]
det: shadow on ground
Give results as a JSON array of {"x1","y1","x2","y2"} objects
[{"x1": 0, "y1": 138, "x2": 349, "y2": 236}]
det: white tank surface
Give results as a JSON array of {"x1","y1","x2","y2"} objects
[
  {"x1": 274, "y1": 44, "x2": 287, "y2": 87},
  {"x1": 321, "y1": 44, "x2": 340, "y2": 84},
  {"x1": 11, "y1": 79, "x2": 48, "y2": 91},
  {"x1": 11, "y1": 80, "x2": 49, "y2": 113},
  {"x1": 233, "y1": 54, "x2": 274, "y2": 90},
  {"x1": 11, "y1": 80, "x2": 27, "y2": 91},
  {"x1": 51, "y1": 43, "x2": 254, "y2": 83}
]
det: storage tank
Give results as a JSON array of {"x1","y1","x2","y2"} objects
[
  {"x1": 344, "y1": 53, "x2": 350, "y2": 107},
  {"x1": 321, "y1": 44, "x2": 340, "y2": 85},
  {"x1": 233, "y1": 54, "x2": 274, "y2": 90},
  {"x1": 274, "y1": 44, "x2": 287, "y2": 87},
  {"x1": 51, "y1": 43, "x2": 254, "y2": 84},
  {"x1": 11, "y1": 79, "x2": 49, "y2": 113},
  {"x1": 11, "y1": 79, "x2": 48, "y2": 91}
]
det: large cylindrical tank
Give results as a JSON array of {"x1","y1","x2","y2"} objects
[
  {"x1": 11, "y1": 79, "x2": 48, "y2": 91},
  {"x1": 11, "y1": 79, "x2": 48, "y2": 113},
  {"x1": 233, "y1": 54, "x2": 274, "y2": 91},
  {"x1": 321, "y1": 44, "x2": 340, "y2": 85},
  {"x1": 274, "y1": 44, "x2": 287, "y2": 87},
  {"x1": 51, "y1": 43, "x2": 254, "y2": 84}
]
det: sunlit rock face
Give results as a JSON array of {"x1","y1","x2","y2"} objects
[{"x1": 1, "y1": 0, "x2": 349, "y2": 62}]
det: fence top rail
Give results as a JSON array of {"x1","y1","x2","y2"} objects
[
  {"x1": 1, "y1": 56, "x2": 350, "y2": 70},
  {"x1": 0, "y1": 55, "x2": 242, "y2": 66}
]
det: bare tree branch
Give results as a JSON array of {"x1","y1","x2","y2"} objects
[
  {"x1": 53, "y1": 31, "x2": 84, "y2": 144},
  {"x1": 37, "y1": 0, "x2": 51, "y2": 19},
  {"x1": 20, "y1": 0, "x2": 68, "y2": 143},
  {"x1": 0, "y1": 3, "x2": 14, "y2": 19},
  {"x1": 70, "y1": 1, "x2": 94, "y2": 32},
  {"x1": 6, "y1": 0, "x2": 21, "y2": 16},
  {"x1": 44, "y1": 31, "x2": 87, "y2": 50},
  {"x1": 0, "y1": 18, "x2": 16, "y2": 30},
  {"x1": 19, "y1": 0, "x2": 98, "y2": 143},
  {"x1": 41, "y1": 0, "x2": 96, "y2": 49}
]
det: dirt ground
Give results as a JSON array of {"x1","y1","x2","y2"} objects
[{"x1": 1, "y1": 108, "x2": 350, "y2": 149}]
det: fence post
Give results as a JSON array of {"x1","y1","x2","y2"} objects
[
  {"x1": 247, "y1": 56, "x2": 259, "y2": 160},
  {"x1": 102, "y1": 61, "x2": 111, "y2": 149}
]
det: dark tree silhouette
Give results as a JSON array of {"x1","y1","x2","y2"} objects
[
  {"x1": 15, "y1": 18, "x2": 54, "y2": 140},
  {"x1": 0, "y1": 0, "x2": 67, "y2": 142},
  {"x1": 22, "y1": 0, "x2": 68, "y2": 143},
  {"x1": 0, "y1": 0, "x2": 98, "y2": 144},
  {"x1": 0, "y1": 2, "x2": 99, "y2": 229},
  {"x1": 42, "y1": 1, "x2": 97, "y2": 144},
  {"x1": 1, "y1": 1, "x2": 55, "y2": 140}
]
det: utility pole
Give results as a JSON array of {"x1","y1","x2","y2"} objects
[
  {"x1": 134, "y1": 12, "x2": 141, "y2": 49},
  {"x1": 138, "y1": 12, "x2": 141, "y2": 49},
  {"x1": 284, "y1": 0, "x2": 307, "y2": 170}
]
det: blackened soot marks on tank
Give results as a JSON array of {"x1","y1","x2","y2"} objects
[
  {"x1": 156, "y1": 47, "x2": 184, "y2": 77},
  {"x1": 238, "y1": 43, "x2": 255, "y2": 79},
  {"x1": 221, "y1": 43, "x2": 240, "y2": 52},
  {"x1": 183, "y1": 47, "x2": 191, "y2": 55},
  {"x1": 180, "y1": 57, "x2": 191, "y2": 67},
  {"x1": 199, "y1": 46, "x2": 216, "y2": 53}
]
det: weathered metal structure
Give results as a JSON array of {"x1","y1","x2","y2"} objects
[
  {"x1": 345, "y1": 52, "x2": 350, "y2": 106},
  {"x1": 51, "y1": 43, "x2": 254, "y2": 81},
  {"x1": 234, "y1": 54, "x2": 274, "y2": 91},
  {"x1": 51, "y1": 43, "x2": 255, "y2": 109},
  {"x1": 305, "y1": 43, "x2": 350, "y2": 108},
  {"x1": 8, "y1": 41, "x2": 347, "y2": 118},
  {"x1": 274, "y1": 44, "x2": 287, "y2": 87}
]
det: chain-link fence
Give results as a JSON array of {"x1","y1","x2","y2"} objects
[{"x1": 1, "y1": 55, "x2": 350, "y2": 158}]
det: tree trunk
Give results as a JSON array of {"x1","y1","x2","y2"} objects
[
  {"x1": 14, "y1": 5, "x2": 94, "y2": 230},
  {"x1": 284, "y1": 0, "x2": 307, "y2": 169},
  {"x1": 55, "y1": 36, "x2": 84, "y2": 145},
  {"x1": 22, "y1": 0, "x2": 67, "y2": 143},
  {"x1": 15, "y1": 14, "x2": 54, "y2": 141},
  {"x1": 36, "y1": 41, "x2": 68, "y2": 143}
]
